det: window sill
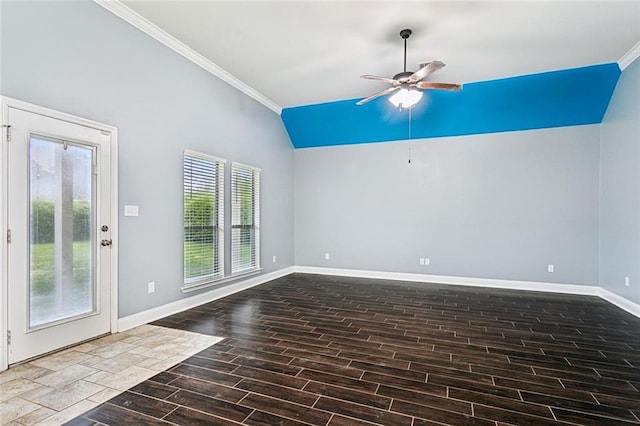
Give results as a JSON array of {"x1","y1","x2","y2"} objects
[{"x1": 181, "y1": 268, "x2": 262, "y2": 293}]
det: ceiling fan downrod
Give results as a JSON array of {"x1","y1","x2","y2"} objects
[{"x1": 400, "y1": 28, "x2": 412, "y2": 73}]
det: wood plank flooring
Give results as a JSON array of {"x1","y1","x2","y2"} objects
[{"x1": 67, "y1": 273, "x2": 640, "y2": 425}]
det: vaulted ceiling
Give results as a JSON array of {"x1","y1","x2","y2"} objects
[
  {"x1": 118, "y1": 1, "x2": 637, "y2": 108},
  {"x1": 105, "y1": 1, "x2": 639, "y2": 147}
]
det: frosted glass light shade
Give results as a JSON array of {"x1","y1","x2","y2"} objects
[{"x1": 389, "y1": 88, "x2": 423, "y2": 109}]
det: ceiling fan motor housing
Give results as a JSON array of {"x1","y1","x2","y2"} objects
[
  {"x1": 392, "y1": 71, "x2": 414, "y2": 81},
  {"x1": 400, "y1": 29, "x2": 412, "y2": 39}
]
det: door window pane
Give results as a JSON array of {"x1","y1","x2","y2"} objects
[{"x1": 29, "y1": 136, "x2": 96, "y2": 328}]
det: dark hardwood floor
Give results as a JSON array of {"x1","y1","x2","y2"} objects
[{"x1": 67, "y1": 273, "x2": 640, "y2": 425}]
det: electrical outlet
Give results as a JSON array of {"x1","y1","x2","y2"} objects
[
  {"x1": 272, "y1": 255, "x2": 277, "y2": 263},
  {"x1": 325, "y1": 253, "x2": 330, "y2": 260},
  {"x1": 148, "y1": 281, "x2": 155, "y2": 294},
  {"x1": 625, "y1": 276, "x2": 630, "y2": 287},
  {"x1": 424, "y1": 258, "x2": 430, "y2": 266},
  {"x1": 419, "y1": 258, "x2": 425, "y2": 265},
  {"x1": 548, "y1": 264, "x2": 554, "y2": 273}
]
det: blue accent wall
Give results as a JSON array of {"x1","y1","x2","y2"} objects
[{"x1": 282, "y1": 63, "x2": 621, "y2": 149}]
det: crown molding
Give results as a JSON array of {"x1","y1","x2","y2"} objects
[
  {"x1": 618, "y1": 40, "x2": 640, "y2": 70},
  {"x1": 93, "y1": 0, "x2": 282, "y2": 115}
]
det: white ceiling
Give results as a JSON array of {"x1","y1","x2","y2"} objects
[{"x1": 119, "y1": 1, "x2": 639, "y2": 109}]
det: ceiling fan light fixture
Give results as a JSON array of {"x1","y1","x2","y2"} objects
[
  {"x1": 388, "y1": 88, "x2": 423, "y2": 109},
  {"x1": 357, "y1": 28, "x2": 460, "y2": 107}
]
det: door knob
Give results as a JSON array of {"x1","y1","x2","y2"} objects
[{"x1": 101, "y1": 239, "x2": 112, "y2": 247}]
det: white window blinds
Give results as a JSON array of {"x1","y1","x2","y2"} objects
[
  {"x1": 183, "y1": 150, "x2": 225, "y2": 284},
  {"x1": 231, "y1": 162, "x2": 260, "y2": 274}
]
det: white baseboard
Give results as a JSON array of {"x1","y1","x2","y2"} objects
[
  {"x1": 294, "y1": 266, "x2": 600, "y2": 296},
  {"x1": 295, "y1": 266, "x2": 639, "y2": 318},
  {"x1": 598, "y1": 287, "x2": 640, "y2": 318},
  {"x1": 117, "y1": 265, "x2": 639, "y2": 332},
  {"x1": 117, "y1": 267, "x2": 295, "y2": 332}
]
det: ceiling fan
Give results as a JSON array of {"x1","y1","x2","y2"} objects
[{"x1": 357, "y1": 28, "x2": 462, "y2": 109}]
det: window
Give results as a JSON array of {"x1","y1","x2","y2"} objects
[
  {"x1": 231, "y1": 162, "x2": 260, "y2": 274},
  {"x1": 183, "y1": 150, "x2": 225, "y2": 286}
]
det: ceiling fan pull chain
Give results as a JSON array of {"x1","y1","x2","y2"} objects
[{"x1": 408, "y1": 107, "x2": 412, "y2": 164}]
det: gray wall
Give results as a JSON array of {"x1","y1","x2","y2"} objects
[
  {"x1": 3, "y1": 1, "x2": 637, "y2": 317},
  {"x1": 599, "y1": 59, "x2": 640, "y2": 304},
  {"x1": 295, "y1": 125, "x2": 601, "y2": 286},
  {"x1": 1, "y1": 1, "x2": 295, "y2": 317}
]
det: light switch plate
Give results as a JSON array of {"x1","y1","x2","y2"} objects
[{"x1": 124, "y1": 205, "x2": 139, "y2": 217}]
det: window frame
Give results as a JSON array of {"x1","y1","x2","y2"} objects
[
  {"x1": 230, "y1": 161, "x2": 261, "y2": 276},
  {"x1": 182, "y1": 149, "x2": 225, "y2": 291}
]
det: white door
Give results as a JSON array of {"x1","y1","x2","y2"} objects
[{"x1": 6, "y1": 106, "x2": 113, "y2": 365}]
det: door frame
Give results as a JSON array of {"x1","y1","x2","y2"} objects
[{"x1": 0, "y1": 96, "x2": 119, "y2": 371}]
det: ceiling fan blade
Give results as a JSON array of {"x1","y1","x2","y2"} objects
[
  {"x1": 356, "y1": 86, "x2": 400, "y2": 105},
  {"x1": 415, "y1": 81, "x2": 462, "y2": 91},
  {"x1": 360, "y1": 74, "x2": 399, "y2": 85},
  {"x1": 408, "y1": 60, "x2": 445, "y2": 83}
]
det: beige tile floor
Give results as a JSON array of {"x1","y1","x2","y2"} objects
[{"x1": 0, "y1": 324, "x2": 222, "y2": 425}]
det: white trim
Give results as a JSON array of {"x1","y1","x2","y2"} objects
[
  {"x1": 181, "y1": 268, "x2": 262, "y2": 293},
  {"x1": 294, "y1": 266, "x2": 599, "y2": 296},
  {"x1": 295, "y1": 266, "x2": 640, "y2": 318},
  {"x1": 1, "y1": 99, "x2": 9, "y2": 371},
  {"x1": 118, "y1": 266, "x2": 295, "y2": 332},
  {"x1": 0, "y1": 96, "x2": 119, "y2": 371},
  {"x1": 184, "y1": 149, "x2": 227, "y2": 165},
  {"x1": 183, "y1": 151, "x2": 226, "y2": 286},
  {"x1": 598, "y1": 287, "x2": 640, "y2": 318},
  {"x1": 231, "y1": 163, "x2": 261, "y2": 275},
  {"x1": 93, "y1": 0, "x2": 638, "y2": 110},
  {"x1": 618, "y1": 41, "x2": 640, "y2": 71},
  {"x1": 109, "y1": 127, "x2": 119, "y2": 334},
  {"x1": 231, "y1": 161, "x2": 262, "y2": 173},
  {"x1": 118, "y1": 266, "x2": 640, "y2": 335},
  {"x1": 92, "y1": 0, "x2": 282, "y2": 115},
  {"x1": 1, "y1": 97, "x2": 120, "y2": 134}
]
